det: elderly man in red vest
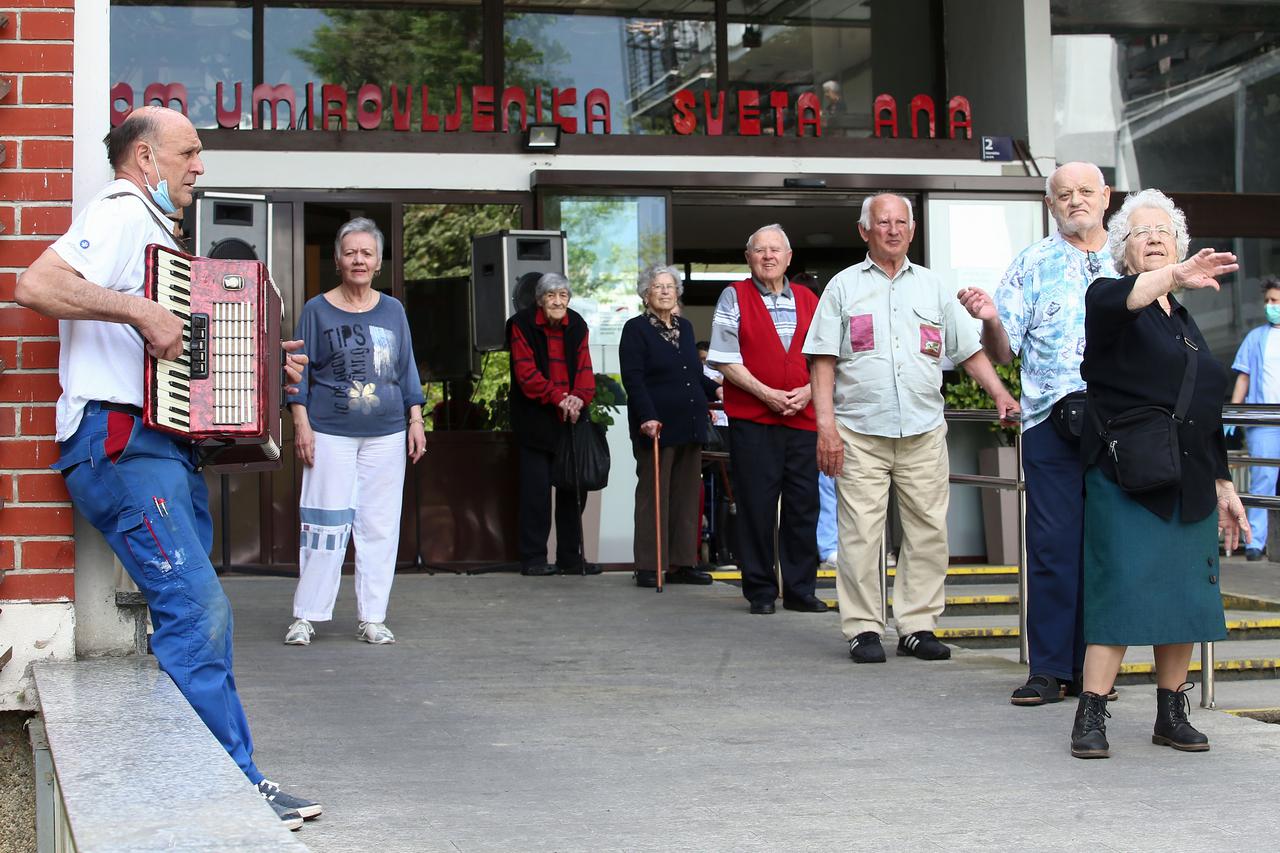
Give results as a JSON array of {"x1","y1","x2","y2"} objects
[{"x1": 707, "y1": 224, "x2": 828, "y2": 615}]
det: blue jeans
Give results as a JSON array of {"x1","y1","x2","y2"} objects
[
  {"x1": 53, "y1": 402, "x2": 262, "y2": 783},
  {"x1": 1246, "y1": 426, "x2": 1280, "y2": 552},
  {"x1": 817, "y1": 472, "x2": 838, "y2": 560}
]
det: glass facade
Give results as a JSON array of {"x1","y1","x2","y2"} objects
[
  {"x1": 111, "y1": 3, "x2": 252, "y2": 128},
  {"x1": 726, "y1": 0, "x2": 872, "y2": 135},
  {"x1": 504, "y1": 6, "x2": 715, "y2": 135}
]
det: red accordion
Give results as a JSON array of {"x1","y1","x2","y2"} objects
[{"x1": 143, "y1": 243, "x2": 284, "y2": 472}]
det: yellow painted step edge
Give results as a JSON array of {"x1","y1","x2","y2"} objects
[
  {"x1": 710, "y1": 565, "x2": 1018, "y2": 581},
  {"x1": 818, "y1": 596, "x2": 1018, "y2": 608},
  {"x1": 1120, "y1": 658, "x2": 1280, "y2": 674}
]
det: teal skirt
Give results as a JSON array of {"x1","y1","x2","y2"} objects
[{"x1": 1083, "y1": 467, "x2": 1227, "y2": 646}]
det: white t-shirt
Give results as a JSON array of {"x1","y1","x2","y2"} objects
[
  {"x1": 50, "y1": 179, "x2": 178, "y2": 441},
  {"x1": 1262, "y1": 326, "x2": 1280, "y2": 406}
]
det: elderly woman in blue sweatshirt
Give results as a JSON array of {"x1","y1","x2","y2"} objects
[
  {"x1": 284, "y1": 218, "x2": 426, "y2": 647},
  {"x1": 620, "y1": 264, "x2": 721, "y2": 587}
]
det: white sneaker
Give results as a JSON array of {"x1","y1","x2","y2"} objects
[
  {"x1": 284, "y1": 619, "x2": 314, "y2": 646},
  {"x1": 358, "y1": 621, "x2": 395, "y2": 644}
]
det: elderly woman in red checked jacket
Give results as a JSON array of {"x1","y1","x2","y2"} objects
[{"x1": 505, "y1": 272, "x2": 601, "y2": 577}]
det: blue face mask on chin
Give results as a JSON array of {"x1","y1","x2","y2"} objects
[
  {"x1": 1266, "y1": 304, "x2": 1280, "y2": 326},
  {"x1": 143, "y1": 148, "x2": 177, "y2": 215}
]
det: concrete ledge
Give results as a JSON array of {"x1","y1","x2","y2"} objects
[{"x1": 33, "y1": 658, "x2": 309, "y2": 852}]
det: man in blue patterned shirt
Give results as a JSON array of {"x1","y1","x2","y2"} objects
[{"x1": 958, "y1": 162, "x2": 1115, "y2": 706}]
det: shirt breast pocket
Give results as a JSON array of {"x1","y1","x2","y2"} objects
[
  {"x1": 914, "y1": 308, "x2": 943, "y2": 359},
  {"x1": 848, "y1": 313, "x2": 876, "y2": 354}
]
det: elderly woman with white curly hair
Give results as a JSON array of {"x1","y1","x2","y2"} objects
[
  {"x1": 1070, "y1": 189, "x2": 1249, "y2": 759},
  {"x1": 505, "y1": 272, "x2": 600, "y2": 577},
  {"x1": 620, "y1": 264, "x2": 722, "y2": 588}
]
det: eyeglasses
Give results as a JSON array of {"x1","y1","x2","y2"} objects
[
  {"x1": 649, "y1": 282, "x2": 679, "y2": 293},
  {"x1": 1125, "y1": 225, "x2": 1176, "y2": 242},
  {"x1": 1086, "y1": 251, "x2": 1101, "y2": 277}
]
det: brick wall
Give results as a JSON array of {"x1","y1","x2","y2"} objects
[{"x1": 0, "y1": 2, "x2": 76, "y2": 604}]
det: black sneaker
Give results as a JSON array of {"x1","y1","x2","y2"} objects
[
  {"x1": 896, "y1": 630, "x2": 951, "y2": 660},
  {"x1": 557, "y1": 561, "x2": 603, "y2": 575},
  {"x1": 268, "y1": 800, "x2": 303, "y2": 831},
  {"x1": 1246, "y1": 549, "x2": 1265, "y2": 562},
  {"x1": 848, "y1": 632, "x2": 886, "y2": 663},
  {"x1": 521, "y1": 562, "x2": 558, "y2": 576},
  {"x1": 258, "y1": 779, "x2": 322, "y2": 820},
  {"x1": 635, "y1": 570, "x2": 657, "y2": 588}
]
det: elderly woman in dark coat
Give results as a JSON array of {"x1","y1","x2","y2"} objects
[
  {"x1": 620, "y1": 264, "x2": 721, "y2": 588},
  {"x1": 1072, "y1": 189, "x2": 1248, "y2": 759},
  {"x1": 506, "y1": 272, "x2": 600, "y2": 577}
]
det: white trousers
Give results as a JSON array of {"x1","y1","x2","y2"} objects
[{"x1": 293, "y1": 430, "x2": 406, "y2": 624}]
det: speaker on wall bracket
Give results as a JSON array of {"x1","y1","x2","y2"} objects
[
  {"x1": 470, "y1": 230, "x2": 567, "y2": 352},
  {"x1": 189, "y1": 192, "x2": 272, "y2": 263}
]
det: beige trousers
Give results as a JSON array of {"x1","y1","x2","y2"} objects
[{"x1": 834, "y1": 421, "x2": 950, "y2": 639}]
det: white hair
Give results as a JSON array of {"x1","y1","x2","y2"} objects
[
  {"x1": 334, "y1": 217, "x2": 384, "y2": 263},
  {"x1": 535, "y1": 272, "x2": 572, "y2": 301},
  {"x1": 745, "y1": 224, "x2": 791, "y2": 253},
  {"x1": 858, "y1": 193, "x2": 914, "y2": 230},
  {"x1": 637, "y1": 263, "x2": 683, "y2": 300},
  {"x1": 1045, "y1": 162, "x2": 1107, "y2": 200},
  {"x1": 1106, "y1": 189, "x2": 1191, "y2": 275}
]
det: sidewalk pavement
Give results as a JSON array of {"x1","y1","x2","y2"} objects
[{"x1": 226, "y1": 572, "x2": 1280, "y2": 853}]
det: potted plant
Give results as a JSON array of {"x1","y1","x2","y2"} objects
[{"x1": 943, "y1": 360, "x2": 1022, "y2": 565}]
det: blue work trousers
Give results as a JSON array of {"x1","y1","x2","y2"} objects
[
  {"x1": 1246, "y1": 426, "x2": 1280, "y2": 552},
  {"x1": 1022, "y1": 420, "x2": 1086, "y2": 681},
  {"x1": 53, "y1": 402, "x2": 262, "y2": 783}
]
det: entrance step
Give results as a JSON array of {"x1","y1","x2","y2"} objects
[
  {"x1": 983, "y1": 640, "x2": 1280, "y2": 685},
  {"x1": 813, "y1": 584, "x2": 1020, "y2": 616},
  {"x1": 709, "y1": 564, "x2": 1019, "y2": 586},
  {"x1": 934, "y1": 611, "x2": 1280, "y2": 647}
]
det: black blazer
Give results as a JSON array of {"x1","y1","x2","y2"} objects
[
  {"x1": 1081, "y1": 275, "x2": 1230, "y2": 522},
  {"x1": 620, "y1": 315, "x2": 719, "y2": 449}
]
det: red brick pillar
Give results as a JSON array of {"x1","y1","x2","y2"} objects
[{"x1": 0, "y1": 3, "x2": 76, "y2": 606}]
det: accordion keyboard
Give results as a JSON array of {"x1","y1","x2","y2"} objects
[{"x1": 152, "y1": 253, "x2": 195, "y2": 433}]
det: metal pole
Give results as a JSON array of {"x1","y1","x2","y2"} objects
[
  {"x1": 880, "y1": 521, "x2": 889, "y2": 629},
  {"x1": 1016, "y1": 429, "x2": 1029, "y2": 666},
  {"x1": 1201, "y1": 641, "x2": 1216, "y2": 709}
]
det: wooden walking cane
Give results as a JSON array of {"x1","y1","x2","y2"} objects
[{"x1": 652, "y1": 429, "x2": 663, "y2": 593}]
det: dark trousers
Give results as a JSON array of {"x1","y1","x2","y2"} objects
[
  {"x1": 1023, "y1": 420, "x2": 1086, "y2": 680},
  {"x1": 728, "y1": 419, "x2": 819, "y2": 605},
  {"x1": 518, "y1": 444, "x2": 588, "y2": 569}
]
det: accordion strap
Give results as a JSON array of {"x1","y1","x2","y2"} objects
[{"x1": 104, "y1": 191, "x2": 187, "y2": 252}]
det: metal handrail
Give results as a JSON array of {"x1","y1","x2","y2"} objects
[
  {"x1": 943, "y1": 404, "x2": 1280, "y2": 711},
  {"x1": 942, "y1": 409, "x2": 1028, "y2": 665}
]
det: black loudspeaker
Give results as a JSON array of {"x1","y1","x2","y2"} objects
[
  {"x1": 404, "y1": 275, "x2": 478, "y2": 382},
  {"x1": 470, "y1": 230, "x2": 566, "y2": 351},
  {"x1": 190, "y1": 192, "x2": 271, "y2": 261}
]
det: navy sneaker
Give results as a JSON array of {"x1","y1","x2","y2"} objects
[
  {"x1": 258, "y1": 779, "x2": 322, "y2": 820},
  {"x1": 267, "y1": 800, "x2": 303, "y2": 831}
]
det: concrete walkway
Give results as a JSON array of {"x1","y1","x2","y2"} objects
[{"x1": 226, "y1": 573, "x2": 1280, "y2": 853}]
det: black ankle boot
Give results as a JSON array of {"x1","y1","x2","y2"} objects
[
  {"x1": 1070, "y1": 691, "x2": 1111, "y2": 759},
  {"x1": 1153, "y1": 682, "x2": 1209, "y2": 752}
]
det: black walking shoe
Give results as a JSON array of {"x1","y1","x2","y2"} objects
[
  {"x1": 1070, "y1": 692, "x2": 1111, "y2": 759},
  {"x1": 782, "y1": 595, "x2": 830, "y2": 613},
  {"x1": 896, "y1": 630, "x2": 951, "y2": 660},
  {"x1": 557, "y1": 561, "x2": 602, "y2": 575},
  {"x1": 848, "y1": 632, "x2": 886, "y2": 663},
  {"x1": 749, "y1": 600, "x2": 776, "y2": 615},
  {"x1": 666, "y1": 566, "x2": 713, "y2": 584},
  {"x1": 521, "y1": 562, "x2": 558, "y2": 576},
  {"x1": 635, "y1": 570, "x2": 657, "y2": 587},
  {"x1": 1152, "y1": 682, "x2": 1210, "y2": 752}
]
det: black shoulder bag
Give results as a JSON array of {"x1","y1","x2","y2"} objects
[{"x1": 1090, "y1": 330, "x2": 1198, "y2": 494}]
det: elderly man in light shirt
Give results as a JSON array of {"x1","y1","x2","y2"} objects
[
  {"x1": 958, "y1": 161, "x2": 1117, "y2": 707},
  {"x1": 805, "y1": 193, "x2": 1019, "y2": 664}
]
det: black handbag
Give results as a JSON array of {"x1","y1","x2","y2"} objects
[
  {"x1": 1091, "y1": 331, "x2": 1198, "y2": 494},
  {"x1": 553, "y1": 417, "x2": 611, "y2": 492},
  {"x1": 1050, "y1": 390, "x2": 1088, "y2": 442}
]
